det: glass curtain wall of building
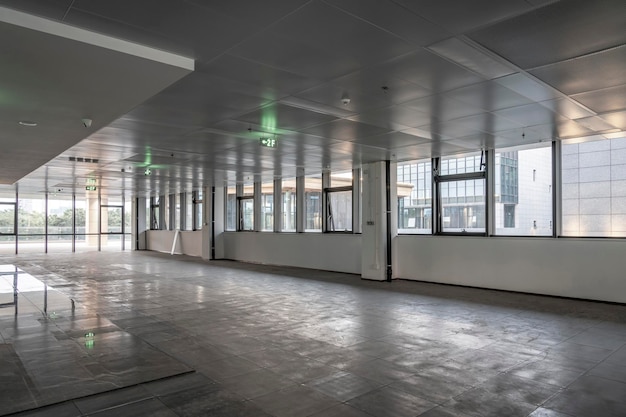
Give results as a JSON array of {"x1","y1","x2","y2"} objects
[
  {"x1": 494, "y1": 144, "x2": 553, "y2": 236},
  {"x1": 562, "y1": 136, "x2": 626, "y2": 237}
]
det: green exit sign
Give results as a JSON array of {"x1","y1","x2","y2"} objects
[
  {"x1": 85, "y1": 186, "x2": 97, "y2": 191},
  {"x1": 260, "y1": 137, "x2": 277, "y2": 148}
]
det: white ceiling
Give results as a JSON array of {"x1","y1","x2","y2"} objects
[{"x1": 0, "y1": 0, "x2": 624, "y2": 198}]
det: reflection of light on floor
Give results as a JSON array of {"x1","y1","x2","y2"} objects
[{"x1": 0, "y1": 264, "x2": 75, "y2": 318}]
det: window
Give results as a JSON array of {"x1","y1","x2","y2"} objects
[
  {"x1": 184, "y1": 192, "x2": 193, "y2": 230},
  {"x1": 562, "y1": 136, "x2": 626, "y2": 237},
  {"x1": 47, "y1": 195, "x2": 74, "y2": 252},
  {"x1": 0, "y1": 194, "x2": 17, "y2": 255},
  {"x1": 174, "y1": 193, "x2": 181, "y2": 230},
  {"x1": 504, "y1": 204, "x2": 515, "y2": 228},
  {"x1": 305, "y1": 175, "x2": 322, "y2": 231},
  {"x1": 150, "y1": 197, "x2": 160, "y2": 230},
  {"x1": 282, "y1": 179, "x2": 296, "y2": 232},
  {"x1": 238, "y1": 184, "x2": 254, "y2": 231},
  {"x1": 437, "y1": 153, "x2": 486, "y2": 234},
  {"x1": 325, "y1": 170, "x2": 352, "y2": 232},
  {"x1": 239, "y1": 197, "x2": 254, "y2": 231},
  {"x1": 226, "y1": 187, "x2": 236, "y2": 231},
  {"x1": 495, "y1": 144, "x2": 553, "y2": 236},
  {"x1": 192, "y1": 190, "x2": 203, "y2": 230},
  {"x1": 261, "y1": 182, "x2": 274, "y2": 231},
  {"x1": 397, "y1": 159, "x2": 432, "y2": 234}
]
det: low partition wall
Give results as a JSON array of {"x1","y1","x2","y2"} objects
[
  {"x1": 146, "y1": 230, "x2": 203, "y2": 257},
  {"x1": 221, "y1": 232, "x2": 362, "y2": 274},
  {"x1": 394, "y1": 235, "x2": 626, "y2": 304}
]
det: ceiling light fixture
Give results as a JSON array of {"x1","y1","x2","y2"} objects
[{"x1": 18, "y1": 120, "x2": 37, "y2": 127}]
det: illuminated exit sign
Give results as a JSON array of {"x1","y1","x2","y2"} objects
[
  {"x1": 85, "y1": 186, "x2": 97, "y2": 191},
  {"x1": 259, "y1": 137, "x2": 277, "y2": 148}
]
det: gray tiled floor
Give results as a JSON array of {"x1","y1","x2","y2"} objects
[{"x1": 2, "y1": 251, "x2": 626, "y2": 416}]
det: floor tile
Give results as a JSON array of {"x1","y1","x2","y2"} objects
[
  {"x1": 74, "y1": 385, "x2": 151, "y2": 415},
  {"x1": 221, "y1": 368, "x2": 295, "y2": 399},
  {"x1": 347, "y1": 386, "x2": 437, "y2": 417},
  {"x1": 86, "y1": 398, "x2": 177, "y2": 417},
  {"x1": 3, "y1": 252, "x2": 626, "y2": 417},
  {"x1": 158, "y1": 384, "x2": 245, "y2": 416},
  {"x1": 305, "y1": 371, "x2": 381, "y2": 402},
  {"x1": 251, "y1": 384, "x2": 340, "y2": 417}
]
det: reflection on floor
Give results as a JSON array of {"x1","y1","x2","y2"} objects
[
  {"x1": 1, "y1": 251, "x2": 626, "y2": 417},
  {"x1": 0, "y1": 263, "x2": 191, "y2": 415}
]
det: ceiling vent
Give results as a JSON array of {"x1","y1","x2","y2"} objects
[{"x1": 68, "y1": 156, "x2": 99, "y2": 164}]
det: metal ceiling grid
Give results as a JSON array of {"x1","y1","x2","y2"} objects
[{"x1": 0, "y1": 0, "x2": 624, "y2": 197}]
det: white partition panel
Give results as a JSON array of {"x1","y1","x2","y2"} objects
[
  {"x1": 395, "y1": 235, "x2": 626, "y2": 304},
  {"x1": 222, "y1": 232, "x2": 361, "y2": 274}
]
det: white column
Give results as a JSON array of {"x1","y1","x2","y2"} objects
[{"x1": 361, "y1": 162, "x2": 387, "y2": 281}]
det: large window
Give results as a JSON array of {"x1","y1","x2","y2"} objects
[
  {"x1": 261, "y1": 182, "x2": 274, "y2": 231},
  {"x1": 17, "y1": 194, "x2": 46, "y2": 253},
  {"x1": 437, "y1": 153, "x2": 486, "y2": 234},
  {"x1": 192, "y1": 190, "x2": 203, "y2": 230},
  {"x1": 0, "y1": 195, "x2": 16, "y2": 255},
  {"x1": 495, "y1": 144, "x2": 553, "y2": 236},
  {"x1": 47, "y1": 195, "x2": 74, "y2": 252},
  {"x1": 238, "y1": 184, "x2": 254, "y2": 231},
  {"x1": 562, "y1": 136, "x2": 626, "y2": 237},
  {"x1": 305, "y1": 175, "x2": 322, "y2": 232},
  {"x1": 282, "y1": 179, "x2": 296, "y2": 232},
  {"x1": 226, "y1": 187, "x2": 236, "y2": 231},
  {"x1": 326, "y1": 170, "x2": 353, "y2": 232},
  {"x1": 397, "y1": 159, "x2": 432, "y2": 234},
  {"x1": 150, "y1": 197, "x2": 160, "y2": 230}
]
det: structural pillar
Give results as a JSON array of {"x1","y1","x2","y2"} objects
[{"x1": 361, "y1": 162, "x2": 387, "y2": 281}]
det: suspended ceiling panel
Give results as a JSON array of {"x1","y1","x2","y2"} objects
[
  {"x1": 0, "y1": 0, "x2": 624, "y2": 197},
  {"x1": 0, "y1": 7, "x2": 193, "y2": 185}
]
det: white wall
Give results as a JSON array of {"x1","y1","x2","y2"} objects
[
  {"x1": 221, "y1": 232, "x2": 362, "y2": 274},
  {"x1": 146, "y1": 230, "x2": 203, "y2": 257},
  {"x1": 395, "y1": 235, "x2": 626, "y2": 304}
]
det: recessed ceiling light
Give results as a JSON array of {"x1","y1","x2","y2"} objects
[{"x1": 18, "y1": 120, "x2": 37, "y2": 127}]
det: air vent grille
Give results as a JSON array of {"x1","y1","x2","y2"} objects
[{"x1": 68, "y1": 156, "x2": 99, "y2": 164}]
